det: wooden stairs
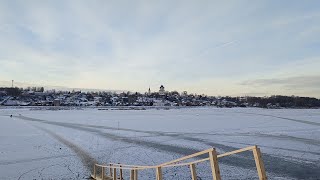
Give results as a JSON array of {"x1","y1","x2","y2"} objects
[{"x1": 91, "y1": 145, "x2": 267, "y2": 180}]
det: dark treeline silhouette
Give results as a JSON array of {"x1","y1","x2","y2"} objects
[
  {"x1": 0, "y1": 87, "x2": 320, "y2": 108},
  {"x1": 0, "y1": 87, "x2": 44, "y2": 96},
  {"x1": 0, "y1": 87, "x2": 22, "y2": 96},
  {"x1": 246, "y1": 95, "x2": 320, "y2": 108}
]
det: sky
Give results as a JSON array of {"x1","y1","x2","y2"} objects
[{"x1": 0, "y1": 1, "x2": 320, "y2": 97}]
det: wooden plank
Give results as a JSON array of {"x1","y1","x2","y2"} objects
[
  {"x1": 253, "y1": 146, "x2": 267, "y2": 180},
  {"x1": 209, "y1": 148, "x2": 221, "y2": 180},
  {"x1": 159, "y1": 148, "x2": 212, "y2": 166},
  {"x1": 190, "y1": 164, "x2": 197, "y2": 180},
  {"x1": 101, "y1": 165, "x2": 149, "y2": 170},
  {"x1": 134, "y1": 169, "x2": 138, "y2": 180},
  {"x1": 130, "y1": 169, "x2": 134, "y2": 180},
  {"x1": 156, "y1": 166, "x2": 162, "y2": 180},
  {"x1": 113, "y1": 168, "x2": 117, "y2": 180},
  {"x1": 109, "y1": 164, "x2": 113, "y2": 177},
  {"x1": 119, "y1": 166, "x2": 123, "y2": 180},
  {"x1": 99, "y1": 146, "x2": 254, "y2": 170},
  {"x1": 217, "y1": 146, "x2": 256, "y2": 158},
  {"x1": 101, "y1": 167, "x2": 105, "y2": 180},
  {"x1": 107, "y1": 163, "x2": 152, "y2": 168},
  {"x1": 163, "y1": 158, "x2": 209, "y2": 168}
]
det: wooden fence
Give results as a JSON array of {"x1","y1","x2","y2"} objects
[{"x1": 91, "y1": 145, "x2": 267, "y2": 180}]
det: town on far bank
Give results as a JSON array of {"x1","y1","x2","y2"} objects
[{"x1": 0, "y1": 85, "x2": 319, "y2": 109}]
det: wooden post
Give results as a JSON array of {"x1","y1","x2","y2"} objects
[
  {"x1": 190, "y1": 164, "x2": 197, "y2": 180},
  {"x1": 110, "y1": 163, "x2": 113, "y2": 177},
  {"x1": 113, "y1": 168, "x2": 117, "y2": 180},
  {"x1": 134, "y1": 169, "x2": 138, "y2": 180},
  {"x1": 253, "y1": 146, "x2": 267, "y2": 180},
  {"x1": 119, "y1": 165, "x2": 123, "y2": 180},
  {"x1": 209, "y1": 148, "x2": 221, "y2": 180},
  {"x1": 93, "y1": 164, "x2": 96, "y2": 178},
  {"x1": 101, "y1": 167, "x2": 105, "y2": 180},
  {"x1": 156, "y1": 166, "x2": 162, "y2": 180},
  {"x1": 130, "y1": 169, "x2": 135, "y2": 180}
]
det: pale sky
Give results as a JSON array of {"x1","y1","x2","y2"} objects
[{"x1": 0, "y1": 1, "x2": 320, "y2": 97}]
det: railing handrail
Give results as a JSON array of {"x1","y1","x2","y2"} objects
[
  {"x1": 217, "y1": 145, "x2": 256, "y2": 158},
  {"x1": 99, "y1": 163, "x2": 154, "y2": 168},
  {"x1": 95, "y1": 157, "x2": 211, "y2": 170},
  {"x1": 159, "y1": 148, "x2": 213, "y2": 166},
  {"x1": 94, "y1": 145, "x2": 258, "y2": 170},
  {"x1": 92, "y1": 145, "x2": 267, "y2": 180}
]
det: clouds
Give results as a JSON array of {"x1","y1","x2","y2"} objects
[
  {"x1": 0, "y1": 0, "x2": 320, "y2": 97},
  {"x1": 239, "y1": 75, "x2": 320, "y2": 98},
  {"x1": 240, "y1": 75, "x2": 320, "y2": 89}
]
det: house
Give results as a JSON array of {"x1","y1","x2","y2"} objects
[
  {"x1": 53, "y1": 99, "x2": 60, "y2": 106},
  {"x1": 3, "y1": 100, "x2": 18, "y2": 106}
]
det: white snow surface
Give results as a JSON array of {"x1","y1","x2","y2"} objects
[{"x1": 0, "y1": 107, "x2": 319, "y2": 179}]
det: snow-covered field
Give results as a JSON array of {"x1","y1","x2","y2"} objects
[{"x1": 0, "y1": 107, "x2": 319, "y2": 179}]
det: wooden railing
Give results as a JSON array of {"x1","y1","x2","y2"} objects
[{"x1": 91, "y1": 145, "x2": 267, "y2": 180}]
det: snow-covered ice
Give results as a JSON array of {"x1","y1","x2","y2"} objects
[{"x1": 0, "y1": 107, "x2": 319, "y2": 179}]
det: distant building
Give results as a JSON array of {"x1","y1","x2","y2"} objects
[
  {"x1": 159, "y1": 85, "x2": 165, "y2": 95},
  {"x1": 53, "y1": 99, "x2": 60, "y2": 106},
  {"x1": 153, "y1": 99, "x2": 165, "y2": 106},
  {"x1": 148, "y1": 87, "x2": 151, "y2": 95}
]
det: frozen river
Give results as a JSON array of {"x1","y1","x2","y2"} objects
[{"x1": 0, "y1": 107, "x2": 319, "y2": 179}]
